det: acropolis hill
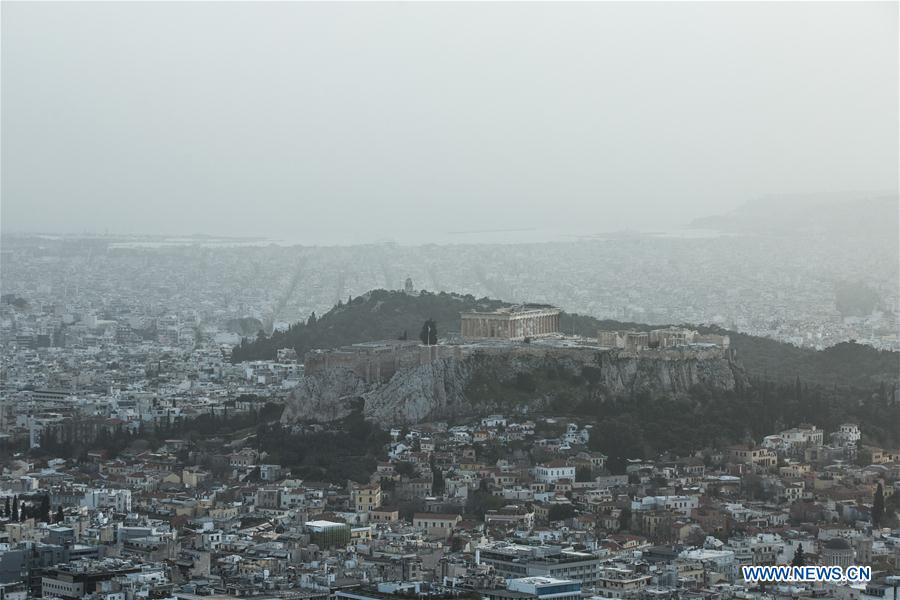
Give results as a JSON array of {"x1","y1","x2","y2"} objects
[{"x1": 285, "y1": 306, "x2": 742, "y2": 425}]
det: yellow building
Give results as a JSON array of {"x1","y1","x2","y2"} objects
[{"x1": 351, "y1": 482, "x2": 382, "y2": 513}]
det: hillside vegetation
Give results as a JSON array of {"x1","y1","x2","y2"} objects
[
  {"x1": 232, "y1": 289, "x2": 898, "y2": 388},
  {"x1": 231, "y1": 290, "x2": 505, "y2": 362}
]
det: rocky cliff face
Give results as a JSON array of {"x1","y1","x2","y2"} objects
[{"x1": 282, "y1": 347, "x2": 746, "y2": 426}]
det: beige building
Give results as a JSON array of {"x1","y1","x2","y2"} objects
[
  {"x1": 351, "y1": 482, "x2": 382, "y2": 513},
  {"x1": 461, "y1": 305, "x2": 560, "y2": 341},
  {"x1": 595, "y1": 568, "x2": 652, "y2": 599},
  {"x1": 870, "y1": 447, "x2": 900, "y2": 464},
  {"x1": 728, "y1": 447, "x2": 777, "y2": 468},
  {"x1": 370, "y1": 507, "x2": 400, "y2": 522},
  {"x1": 182, "y1": 467, "x2": 211, "y2": 488},
  {"x1": 413, "y1": 512, "x2": 462, "y2": 538}
]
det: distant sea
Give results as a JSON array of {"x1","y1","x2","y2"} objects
[{"x1": 101, "y1": 227, "x2": 730, "y2": 249}]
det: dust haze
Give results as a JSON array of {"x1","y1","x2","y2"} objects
[{"x1": 2, "y1": 1, "x2": 897, "y2": 244}]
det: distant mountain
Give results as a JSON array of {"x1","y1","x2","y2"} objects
[
  {"x1": 689, "y1": 192, "x2": 899, "y2": 238},
  {"x1": 232, "y1": 289, "x2": 899, "y2": 388}
]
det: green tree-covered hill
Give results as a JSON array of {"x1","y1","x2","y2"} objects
[{"x1": 231, "y1": 289, "x2": 899, "y2": 389}]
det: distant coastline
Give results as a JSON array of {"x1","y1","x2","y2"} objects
[{"x1": 1, "y1": 227, "x2": 733, "y2": 248}]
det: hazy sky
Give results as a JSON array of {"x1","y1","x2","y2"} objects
[{"x1": 2, "y1": 1, "x2": 897, "y2": 244}]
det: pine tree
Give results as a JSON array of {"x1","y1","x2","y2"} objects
[
  {"x1": 791, "y1": 544, "x2": 805, "y2": 567},
  {"x1": 56, "y1": 506, "x2": 65, "y2": 524},
  {"x1": 3, "y1": 496, "x2": 8, "y2": 518},
  {"x1": 11, "y1": 496, "x2": 18, "y2": 522},
  {"x1": 873, "y1": 482, "x2": 884, "y2": 527},
  {"x1": 40, "y1": 494, "x2": 51, "y2": 523}
]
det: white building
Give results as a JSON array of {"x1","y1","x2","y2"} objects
[
  {"x1": 631, "y1": 495, "x2": 699, "y2": 517},
  {"x1": 506, "y1": 577, "x2": 581, "y2": 600},
  {"x1": 533, "y1": 462, "x2": 576, "y2": 484},
  {"x1": 833, "y1": 423, "x2": 861, "y2": 446},
  {"x1": 780, "y1": 426, "x2": 824, "y2": 448},
  {"x1": 82, "y1": 489, "x2": 132, "y2": 513}
]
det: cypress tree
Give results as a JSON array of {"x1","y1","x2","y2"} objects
[
  {"x1": 419, "y1": 319, "x2": 438, "y2": 345},
  {"x1": 873, "y1": 483, "x2": 884, "y2": 527},
  {"x1": 432, "y1": 466, "x2": 445, "y2": 495}
]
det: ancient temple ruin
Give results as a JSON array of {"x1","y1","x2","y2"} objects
[{"x1": 460, "y1": 305, "x2": 561, "y2": 341}]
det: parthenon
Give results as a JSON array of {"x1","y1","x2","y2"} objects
[{"x1": 460, "y1": 305, "x2": 561, "y2": 341}]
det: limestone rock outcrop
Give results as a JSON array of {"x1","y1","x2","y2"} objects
[{"x1": 282, "y1": 346, "x2": 746, "y2": 426}]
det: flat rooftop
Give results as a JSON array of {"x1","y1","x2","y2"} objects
[
  {"x1": 304, "y1": 520, "x2": 348, "y2": 530},
  {"x1": 509, "y1": 577, "x2": 579, "y2": 586}
]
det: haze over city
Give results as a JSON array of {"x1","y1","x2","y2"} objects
[
  {"x1": 1, "y1": 3, "x2": 899, "y2": 599},
  {"x1": 2, "y1": 1, "x2": 897, "y2": 244}
]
